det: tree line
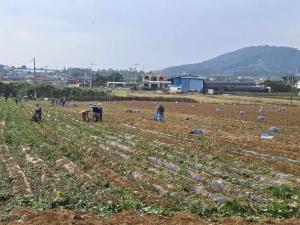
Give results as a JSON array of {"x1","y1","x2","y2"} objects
[
  {"x1": 92, "y1": 72, "x2": 124, "y2": 86},
  {"x1": 262, "y1": 76, "x2": 298, "y2": 92},
  {"x1": 67, "y1": 68, "x2": 143, "y2": 85},
  {"x1": 0, "y1": 82, "x2": 107, "y2": 100}
]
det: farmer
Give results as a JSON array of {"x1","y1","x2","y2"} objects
[
  {"x1": 155, "y1": 104, "x2": 165, "y2": 121},
  {"x1": 60, "y1": 97, "x2": 66, "y2": 107},
  {"x1": 92, "y1": 103, "x2": 103, "y2": 122},
  {"x1": 81, "y1": 109, "x2": 90, "y2": 122},
  {"x1": 33, "y1": 103, "x2": 42, "y2": 123},
  {"x1": 14, "y1": 98, "x2": 19, "y2": 105},
  {"x1": 98, "y1": 103, "x2": 103, "y2": 122},
  {"x1": 92, "y1": 104, "x2": 98, "y2": 122}
]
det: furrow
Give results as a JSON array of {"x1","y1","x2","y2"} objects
[{"x1": 0, "y1": 144, "x2": 33, "y2": 197}]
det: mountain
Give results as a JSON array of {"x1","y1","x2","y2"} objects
[{"x1": 163, "y1": 46, "x2": 300, "y2": 76}]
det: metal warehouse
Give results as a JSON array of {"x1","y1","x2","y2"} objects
[
  {"x1": 168, "y1": 76, "x2": 205, "y2": 93},
  {"x1": 205, "y1": 81, "x2": 271, "y2": 93}
]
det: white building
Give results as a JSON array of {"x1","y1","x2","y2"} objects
[
  {"x1": 142, "y1": 72, "x2": 171, "y2": 90},
  {"x1": 295, "y1": 80, "x2": 300, "y2": 89},
  {"x1": 106, "y1": 82, "x2": 127, "y2": 88}
]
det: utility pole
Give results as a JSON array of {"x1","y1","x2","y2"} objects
[
  {"x1": 134, "y1": 63, "x2": 138, "y2": 84},
  {"x1": 84, "y1": 73, "x2": 87, "y2": 88},
  {"x1": 290, "y1": 75, "x2": 294, "y2": 105},
  {"x1": 33, "y1": 57, "x2": 37, "y2": 99},
  {"x1": 90, "y1": 63, "x2": 95, "y2": 88}
]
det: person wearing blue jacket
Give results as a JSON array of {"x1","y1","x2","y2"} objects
[
  {"x1": 155, "y1": 104, "x2": 165, "y2": 121},
  {"x1": 93, "y1": 103, "x2": 103, "y2": 122}
]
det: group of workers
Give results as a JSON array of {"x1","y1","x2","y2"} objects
[
  {"x1": 5, "y1": 95, "x2": 32, "y2": 103},
  {"x1": 30, "y1": 100, "x2": 165, "y2": 124},
  {"x1": 81, "y1": 103, "x2": 104, "y2": 122},
  {"x1": 50, "y1": 97, "x2": 66, "y2": 107},
  {"x1": 14, "y1": 97, "x2": 29, "y2": 105},
  {"x1": 81, "y1": 103, "x2": 165, "y2": 123},
  {"x1": 32, "y1": 102, "x2": 105, "y2": 123}
]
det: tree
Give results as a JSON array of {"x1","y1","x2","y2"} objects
[
  {"x1": 262, "y1": 80, "x2": 291, "y2": 92},
  {"x1": 108, "y1": 72, "x2": 123, "y2": 82},
  {"x1": 282, "y1": 75, "x2": 297, "y2": 86},
  {"x1": 14, "y1": 82, "x2": 30, "y2": 97},
  {"x1": 93, "y1": 73, "x2": 108, "y2": 86}
]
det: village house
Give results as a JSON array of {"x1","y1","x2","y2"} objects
[{"x1": 142, "y1": 72, "x2": 171, "y2": 90}]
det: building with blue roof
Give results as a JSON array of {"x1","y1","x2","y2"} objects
[{"x1": 168, "y1": 76, "x2": 205, "y2": 93}]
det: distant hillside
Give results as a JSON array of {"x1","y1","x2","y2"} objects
[{"x1": 163, "y1": 46, "x2": 300, "y2": 76}]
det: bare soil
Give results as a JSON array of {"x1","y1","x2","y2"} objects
[{"x1": 1, "y1": 208, "x2": 299, "y2": 225}]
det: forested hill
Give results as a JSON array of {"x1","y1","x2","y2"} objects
[{"x1": 163, "y1": 46, "x2": 300, "y2": 76}]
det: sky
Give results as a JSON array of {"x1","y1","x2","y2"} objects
[{"x1": 0, "y1": 0, "x2": 300, "y2": 71}]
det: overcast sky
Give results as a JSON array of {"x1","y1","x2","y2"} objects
[{"x1": 0, "y1": 0, "x2": 299, "y2": 71}]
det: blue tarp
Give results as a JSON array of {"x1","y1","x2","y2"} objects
[{"x1": 260, "y1": 133, "x2": 274, "y2": 139}]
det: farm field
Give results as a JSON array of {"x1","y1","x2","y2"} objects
[
  {"x1": 129, "y1": 92, "x2": 300, "y2": 106},
  {"x1": 0, "y1": 97, "x2": 300, "y2": 224}
]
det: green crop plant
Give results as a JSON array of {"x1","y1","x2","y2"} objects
[
  {"x1": 260, "y1": 201, "x2": 300, "y2": 218},
  {"x1": 218, "y1": 198, "x2": 255, "y2": 217},
  {"x1": 266, "y1": 185, "x2": 300, "y2": 200}
]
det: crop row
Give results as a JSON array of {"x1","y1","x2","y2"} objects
[
  {"x1": 0, "y1": 100, "x2": 174, "y2": 216},
  {"x1": 4, "y1": 100, "x2": 296, "y2": 219},
  {"x1": 34, "y1": 103, "x2": 300, "y2": 215}
]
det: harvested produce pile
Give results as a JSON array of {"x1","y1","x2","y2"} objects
[{"x1": 0, "y1": 98, "x2": 299, "y2": 224}]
